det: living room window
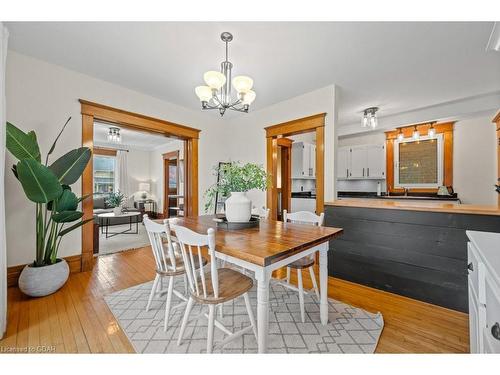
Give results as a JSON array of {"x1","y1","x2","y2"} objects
[{"x1": 93, "y1": 155, "x2": 116, "y2": 194}]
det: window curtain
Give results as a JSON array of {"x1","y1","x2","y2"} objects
[
  {"x1": 114, "y1": 150, "x2": 130, "y2": 200},
  {"x1": 0, "y1": 23, "x2": 9, "y2": 339}
]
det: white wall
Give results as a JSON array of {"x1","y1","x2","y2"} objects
[
  {"x1": 5, "y1": 51, "x2": 227, "y2": 266},
  {"x1": 225, "y1": 85, "x2": 337, "y2": 209},
  {"x1": 126, "y1": 148, "x2": 152, "y2": 195},
  {"x1": 149, "y1": 140, "x2": 184, "y2": 213},
  {"x1": 453, "y1": 114, "x2": 497, "y2": 205}
]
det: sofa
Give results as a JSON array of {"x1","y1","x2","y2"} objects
[{"x1": 93, "y1": 195, "x2": 143, "y2": 226}]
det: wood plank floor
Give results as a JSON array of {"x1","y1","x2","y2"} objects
[{"x1": 0, "y1": 246, "x2": 469, "y2": 353}]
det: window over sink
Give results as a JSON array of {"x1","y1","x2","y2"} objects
[{"x1": 394, "y1": 134, "x2": 444, "y2": 189}]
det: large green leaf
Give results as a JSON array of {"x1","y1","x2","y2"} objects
[
  {"x1": 58, "y1": 218, "x2": 93, "y2": 237},
  {"x1": 6, "y1": 122, "x2": 41, "y2": 162},
  {"x1": 56, "y1": 189, "x2": 78, "y2": 212},
  {"x1": 52, "y1": 210, "x2": 83, "y2": 223},
  {"x1": 46, "y1": 117, "x2": 71, "y2": 165},
  {"x1": 16, "y1": 159, "x2": 63, "y2": 203},
  {"x1": 49, "y1": 147, "x2": 91, "y2": 185}
]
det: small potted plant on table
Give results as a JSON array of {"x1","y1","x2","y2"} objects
[
  {"x1": 6, "y1": 118, "x2": 93, "y2": 297},
  {"x1": 106, "y1": 191, "x2": 125, "y2": 216},
  {"x1": 204, "y1": 162, "x2": 269, "y2": 222}
]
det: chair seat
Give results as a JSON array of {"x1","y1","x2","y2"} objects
[
  {"x1": 288, "y1": 257, "x2": 315, "y2": 269},
  {"x1": 192, "y1": 268, "x2": 253, "y2": 305},
  {"x1": 157, "y1": 255, "x2": 207, "y2": 276}
]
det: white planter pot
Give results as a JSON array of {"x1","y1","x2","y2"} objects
[
  {"x1": 113, "y1": 206, "x2": 122, "y2": 216},
  {"x1": 225, "y1": 192, "x2": 252, "y2": 223},
  {"x1": 18, "y1": 259, "x2": 70, "y2": 297}
]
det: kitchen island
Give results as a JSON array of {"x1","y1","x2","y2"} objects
[{"x1": 325, "y1": 198, "x2": 500, "y2": 312}]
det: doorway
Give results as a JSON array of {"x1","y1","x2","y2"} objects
[
  {"x1": 80, "y1": 100, "x2": 200, "y2": 271},
  {"x1": 276, "y1": 138, "x2": 292, "y2": 220},
  {"x1": 265, "y1": 113, "x2": 326, "y2": 220},
  {"x1": 163, "y1": 150, "x2": 184, "y2": 218}
]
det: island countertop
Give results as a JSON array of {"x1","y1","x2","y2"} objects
[{"x1": 325, "y1": 198, "x2": 500, "y2": 216}]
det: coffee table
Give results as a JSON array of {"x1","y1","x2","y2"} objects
[{"x1": 97, "y1": 211, "x2": 141, "y2": 238}]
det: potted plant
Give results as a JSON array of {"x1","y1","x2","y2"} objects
[
  {"x1": 106, "y1": 191, "x2": 125, "y2": 216},
  {"x1": 6, "y1": 118, "x2": 93, "y2": 297},
  {"x1": 204, "y1": 162, "x2": 269, "y2": 222}
]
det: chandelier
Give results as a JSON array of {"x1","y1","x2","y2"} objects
[
  {"x1": 361, "y1": 107, "x2": 379, "y2": 129},
  {"x1": 107, "y1": 127, "x2": 121, "y2": 143},
  {"x1": 195, "y1": 32, "x2": 256, "y2": 116}
]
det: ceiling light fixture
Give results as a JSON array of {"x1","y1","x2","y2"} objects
[
  {"x1": 195, "y1": 32, "x2": 256, "y2": 117},
  {"x1": 107, "y1": 127, "x2": 121, "y2": 143},
  {"x1": 412, "y1": 125, "x2": 420, "y2": 140},
  {"x1": 361, "y1": 107, "x2": 379, "y2": 129}
]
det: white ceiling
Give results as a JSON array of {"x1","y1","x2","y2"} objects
[
  {"x1": 93, "y1": 122, "x2": 173, "y2": 151},
  {"x1": 6, "y1": 22, "x2": 500, "y2": 125}
]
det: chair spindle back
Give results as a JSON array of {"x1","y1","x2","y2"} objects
[
  {"x1": 143, "y1": 215, "x2": 179, "y2": 273},
  {"x1": 283, "y1": 210, "x2": 325, "y2": 227}
]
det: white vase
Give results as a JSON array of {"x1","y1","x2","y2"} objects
[
  {"x1": 225, "y1": 192, "x2": 252, "y2": 223},
  {"x1": 113, "y1": 206, "x2": 122, "y2": 216}
]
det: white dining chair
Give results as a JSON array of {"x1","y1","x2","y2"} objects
[
  {"x1": 143, "y1": 215, "x2": 207, "y2": 332},
  {"x1": 252, "y1": 206, "x2": 270, "y2": 220},
  {"x1": 279, "y1": 209, "x2": 325, "y2": 323},
  {"x1": 171, "y1": 221, "x2": 257, "y2": 353}
]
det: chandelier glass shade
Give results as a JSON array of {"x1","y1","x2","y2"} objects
[
  {"x1": 195, "y1": 32, "x2": 256, "y2": 116},
  {"x1": 361, "y1": 107, "x2": 379, "y2": 129},
  {"x1": 107, "y1": 127, "x2": 121, "y2": 143}
]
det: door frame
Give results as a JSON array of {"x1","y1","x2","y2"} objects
[
  {"x1": 163, "y1": 150, "x2": 180, "y2": 218},
  {"x1": 264, "y1": 113, "x2": 326, "y2": 220},
  {"x1": 80, "y1": 100, "x2": 201, "y2": 271},
  {"x1": 277, "y1": 137, "x2": 293, "y2": 219}
]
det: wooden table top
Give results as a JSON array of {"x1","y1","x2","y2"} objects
[{"x1": 166, "y1": 215, "x2": 343, "y2": 267}]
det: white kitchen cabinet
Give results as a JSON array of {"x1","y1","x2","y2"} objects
[
  {"x1": 349, "y1": 146, "x2": 367, "y2": 178},
  {"x1": 366, "y1": 144, "x2": 386, "y2": 178},
  {"x1": 337, "y1": 147, "x2": 349, "y2": 179},
  {"x1": 466, "y1": 231, "x2": 500, "y2": 353},
  {"x1": 338, "y1": 144, "x2": 385, "y2": 180},
  {"x1": 291, "y1": 198, "x2": 316, "y2": 213},
  {"x1": 292, "y1": 142, "x2": 316, "y2": 179}
]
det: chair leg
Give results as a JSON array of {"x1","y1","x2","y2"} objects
[
  {"x1": 286, "y1": 267, "x2": 291, "y2": 283},
  {"x1": 218, "y1": 303, "x2": 223, "y2": 319},
  {"x1": 177, "y1": 297, "x2": 194, "y2": 346},
  {"x1": 309, "y1": 266, "x2": 320, "y2": 301},
  {"x1": 297, "y1": 269, "x2": 305, "y2": 323},
  {"x1": 164, "y1": 276, "x2": 174, "y2": 332},
  {"x1": 207, "y1": 305, "x2": 215, "y2": 354},
  {"x1": 146, "y1": 274, "x2": 160, "y2": 312},
  {"x1": 183, "y1": 273, "x2": 188, "y2": 296},
  {"x1": 243, "y1": 293, "x2": 258, "y2": 339}
]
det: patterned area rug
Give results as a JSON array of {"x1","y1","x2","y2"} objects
[{"x1": 104, "y1": 278, "x2": 384, "y2": 353}]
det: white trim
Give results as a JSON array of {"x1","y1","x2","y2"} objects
[
  {"x1": 394, "y1": 134, "x2": 444, "y2": 189},
  {"x1": 0, "y1": 23, "x2": 9, "y2": 339}
]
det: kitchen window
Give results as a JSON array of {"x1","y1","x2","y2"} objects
[
  {"x1": 394, "y1": 134, "x2": 444, "y2": 188},
  {"x1": 93, "y1": 155, "x2": 116, "y2": 194}
]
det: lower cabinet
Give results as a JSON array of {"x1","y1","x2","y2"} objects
[{"x1": 466, "y1": 231, "x2": 500, "y2": 353}]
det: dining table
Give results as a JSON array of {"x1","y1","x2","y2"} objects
[{"x1": 167, "y1": 215, "x2": 343, "y2": 353}]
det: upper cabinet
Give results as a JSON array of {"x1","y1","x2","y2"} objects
[
  {"x1": 338, "y1": 144, "x2": 385, "y2": 180},
  {"x1": 292, "y1": 142, "x2": 316, "y2": 179}
]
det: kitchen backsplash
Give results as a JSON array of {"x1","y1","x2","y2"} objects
[
  {"x1": 292, "y1": 178, "x2": 316, "y2": 192},
  {"x1": 337, "y1": 179, "x2": 387, "y2": 193}
]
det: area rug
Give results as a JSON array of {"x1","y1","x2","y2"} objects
[
  {"x1": 98, "y1": 223, "x2": 150, "y2": 255},
  {"x1": 104, "y1": 278, "x2": 384, "y2": 353}
]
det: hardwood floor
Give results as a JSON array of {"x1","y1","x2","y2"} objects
[{"x1": 0, "y1": 246, "x2": 469, "y2": 353}]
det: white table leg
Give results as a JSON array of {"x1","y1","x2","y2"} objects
[
  {"x1": 255, "y1": 267, "x2": 271, "y2": 353},
  {"x1": 319, "y1": 242, "x2": 329, "y2": 325}
]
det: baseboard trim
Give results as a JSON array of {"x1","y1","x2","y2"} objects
[{"x1": 7, "y1": 254, "x2": 82, "y2": 287}]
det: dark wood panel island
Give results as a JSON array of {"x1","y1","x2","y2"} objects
[{"x1": 325, "y1": 199, "x2": 500, "y2": 312}]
